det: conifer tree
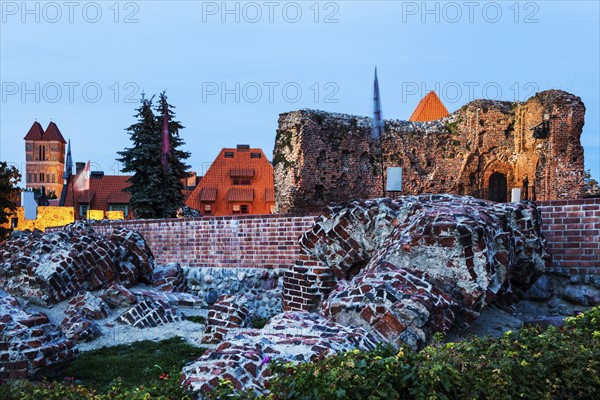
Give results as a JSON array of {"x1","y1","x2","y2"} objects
[
  {"x1": 155, "y1": 92, "x2": 191, "y2": 217},
  {"x1": 117, "y1": 93, "x2": 190, "y2": 219},
  {"x1": 0, "y1": 162, "x2": 21, "y2": 240}
]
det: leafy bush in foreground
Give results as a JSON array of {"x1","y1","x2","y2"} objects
[
  {"x1": 1, "y1": 308, "x2": 598, "y2": 399},
  {"x1": 208, "y1": 306, "x2": 600, "y2": 400}
]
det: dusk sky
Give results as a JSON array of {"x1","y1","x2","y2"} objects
[{"x1": 1, "y1": 0, "x2": 599, "y2": 182}]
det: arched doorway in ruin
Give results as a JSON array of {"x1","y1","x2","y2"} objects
[
  {"x1": 482, "y1": 160, "x2": 514, "y2": 203},
  {"x1": 489, "y1": 172, "x2": 508, "y2": 202}
]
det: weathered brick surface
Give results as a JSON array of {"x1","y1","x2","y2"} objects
[
  {"x1": 285, "y1": 195, "x2": 550, "y2": 349},
  {"x1": 202, "y1": 294, "x2": 250, "y2": 344},
  {"x1": 117, "y1": 299, "x2": 181, "y2": 328},
  {"x1": 0, "y1": 289, "x2": 78, "y2": 381},
  {"x1": 274, "y1": 90, "x2": 585, "y2": 214},
  {"x1": 151, "y1": 263, "x2": 188, "y2": 293},
  {"x1": 182, "y1": 312, "x2": 379, "y2": 394},
  {"x1": 42, "y1": 200, "x2": 598, "y2": 280},
  {"x1": 0, "y1": 221, "x2": 155, "y2": 305}
]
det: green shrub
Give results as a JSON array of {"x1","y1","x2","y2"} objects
[
  {"x1": 1, "y1": 309, "x2": 598, "y2": 399},
  {"x1": 210, "y1": 306, "x2": 600, "y2": 400},
  {"x1": 0, "y1": 369, "x2": 193, "y2": 400}
]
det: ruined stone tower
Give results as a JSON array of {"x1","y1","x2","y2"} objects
[
  {"x1": 24, "y1": 121, "x2": 67, "y2": 198},
  {"x1": 273, "y1": 90, "x2": 585, "y2": 213}
]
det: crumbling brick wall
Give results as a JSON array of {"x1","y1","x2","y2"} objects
[{"x1": 274, "y1": 90, "x2": 585, "y2": 214}]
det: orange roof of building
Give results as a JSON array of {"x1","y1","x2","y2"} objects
[
  {"x1": 43, "y1": 122, "x2": 67, "y2": 143},
  {"x1": 63, "y1": 173, "x2": 132, "y2": 218},
  {"x1": 409, "y1": 91, "x2": 450, "y2": 122},
  {"x1": 186, "y1": 147, "x2": 275, "y2": 215},
  {"x1": 24, "y1": 122, "x2": 45, "y2": 141}
]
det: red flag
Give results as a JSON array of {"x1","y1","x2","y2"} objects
[{"x1": 160, "y1": 105, "x2": 170, "y2": 171}]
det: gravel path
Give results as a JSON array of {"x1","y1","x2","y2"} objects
[{"x1": 23, "y1": 290, "x2": 208, "y2": 352}]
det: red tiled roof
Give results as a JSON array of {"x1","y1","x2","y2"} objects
[
  {"x1": 76, "y1": 190, "x2": 95, "y2": 203},
  {"x1": 200, "y1": 188, "x2": 218, "y2": 202},
  {"x1": 228, "y1": 188, "x2": 254, "y2": 202},
  {"x1": 23, "y1": 122, "x2": 45, "y2": 141},
  {"x1": 63, "y1": 173, "x2": 131, "y2": 218},
  {"x1": 229, "y1": 169, "x2": 255, "y2": 178},
  {"x1": 265, "y1": 188, "x2": 275, "y2": 203},
  {"x1": 43, "y1": 122, "x2": 67, "y2": 143},
  {"x1": 107, "y1": 192, "x2": 130, "y2": 204},
  {"x1": 186, "y1": 147, "x2": 275, "y2": 215},
  {"x1": 409, "y1": 91, "x2": 450, "y2": 122}
]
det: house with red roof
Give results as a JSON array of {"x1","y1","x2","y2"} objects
[
  {"x1": 186, "y1": 145, "x2": 275, "y2": 216},
  {"x1": 61, "y1": 164, "x2": 132, "y2": 220}
]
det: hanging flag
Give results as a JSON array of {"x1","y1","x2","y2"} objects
[
  {"x1": 372, "y1": 67, "x2": 384, "y2": 139},
  {"x1": 73, "y1": 161, "x2": 90, "y2": 192},
  {"x1": 160, "y1": 105, "x2": 171, "y2": 172}
]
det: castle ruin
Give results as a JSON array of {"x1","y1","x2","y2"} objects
[{"x1": 273, "y1": 90, "x2": 586, "y2": 213}]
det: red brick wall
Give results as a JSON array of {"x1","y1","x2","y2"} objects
[
  {"x1": 46, "y1": 200, "x2": 599, "y2": 274},
  {"x1": 537, "y1": 198, "x2": 600, "y2": 275},
  {"x1": 83, "y1": 214, "x2": 319, "y2": 269}
]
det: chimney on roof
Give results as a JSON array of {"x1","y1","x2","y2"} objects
[
  {"x1": 237, "y1": 144, "x2": 250, "y2": 150},
  {"x1": 76, "y1": 162, "x2": 85, "y2": 175}
]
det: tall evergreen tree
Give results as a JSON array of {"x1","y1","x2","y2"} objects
[
  {"x1": 155, "y1": 92, "x2": 190, "y2": 217},
  {"x1": 0, "y1": 162, "x2": 21, "y2": 240},
  {"x1": 117, "y1": 93, "x2": 190, "y2": 219}
]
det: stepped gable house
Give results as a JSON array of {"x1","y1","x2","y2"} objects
[
  {"x1": 24, "y1": 121, "x2": 67, "y2": 198},
  {"x1": 186, "y1": 145, "x2": 275, "y2": 216},
  {"x1": 273, "y1": 90, "x2": 586, "y2": 213}
]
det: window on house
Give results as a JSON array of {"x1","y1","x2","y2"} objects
[
  {"x1": 224, "y1": 151, "x2": 234, "y2": 158},
  {"x1": 109, "y1": 204, "x2": 128, "y2": 217},
  {"x1": 250, "y1": 152, "x2": 261, "y2": 158},
  {"x1": 232, "y1": 205, "x2": 241, "y2": 214},
  {"x1": 39, "y1": 173, "x2": 44, "y2": 182},
  {"x1": 51, "y1": 174, "x2": 55, "y2": 183},
  {"x1": 80, "y1": 204, "x2": 89, "y2": 218},
  {"x1": 46, "y1": 174, "x2": 50, "y2": 183},
  {"x1": 26, "y1": 155, "x2": 32, "y2": 161},
  {"x1": 204, "y1": 204, "x2": 212, "y2": 214},
  {"x1": 241, "y1": 205, "x2": 249, "y2": 214},
  {"x1": 232, "y1": 178, "x2": 251, "y2": 186},
  {"x1": 270, "y1": 205, "x2": 276, "y2": 214},
  {"x1": 33, "y1": 174, "x2": 37, "y2": 183},
  {"x1": 27, "y1": 173, "x2": 31, "y2": 183},
  {"x1": 26, "y1": 143, "x2": 32, "y2": 151}
]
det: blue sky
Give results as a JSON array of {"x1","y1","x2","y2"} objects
[{"x1": 1, "y1": 0, "x2": 599, "y2": 182}]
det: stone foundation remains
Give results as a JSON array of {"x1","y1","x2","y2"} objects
[{"x1": 284, "y1": 195, "x2": 549, "y2": 349}]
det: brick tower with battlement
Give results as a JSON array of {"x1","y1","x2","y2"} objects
[{"x1": 24, "y1": 121, "x2": 67, "y2": 198}]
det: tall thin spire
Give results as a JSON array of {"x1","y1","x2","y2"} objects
[
  {"x1": 63, "y1": 139, "x2": 73, "y2": 180},
  {"x1": 372, "y1": 67, "x2": 385, "y2": 197},
  {"x1": 372, "y1": 67, "x2": 384, "y2": 139}
]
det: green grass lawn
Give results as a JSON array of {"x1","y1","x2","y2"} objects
[{"x1": 56, "y1": 337, "x2": 205, "y2": 392}]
